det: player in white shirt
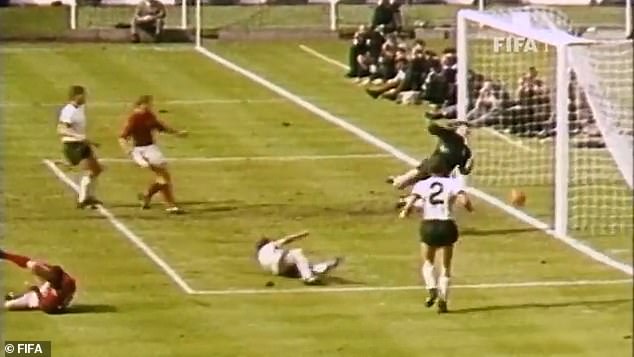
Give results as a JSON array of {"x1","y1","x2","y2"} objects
[
  {"x1": 57, "y1": 85, "x2": 103, "y2": 208},
  {"x1": 255, "y1": 231, "x2": 342, "y2": 285},
  {"x1": 399, "y1": 156, "x2": 473, "y2": 313}
]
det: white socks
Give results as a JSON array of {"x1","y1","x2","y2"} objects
[
  {"x1": 421, "y1": 260, "x2": 437, "y2": 290},
  {"x1": 439, "y1": 276, "x2": 450, "y2": 302},
  {"x1": 312, "y1": 262, "x2": 330, "y2": 274},
  {"x1": 439, "y1": 267, "x2": 451, "y2": 302},
  {"x1": 78, "y1": 175, "x2": 91, "y2": 202}
]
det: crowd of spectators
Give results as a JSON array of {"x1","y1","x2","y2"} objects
[{"x1": 345, "y1": 7, "x2": 608, "y2": 147}]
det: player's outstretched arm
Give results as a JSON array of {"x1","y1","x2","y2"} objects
[
  {"x1": 399, "y1": 194, "x2": 420, "y2": 219},
  {"x1": 459, "y1": 157, "x2": 474, "y2": 175},
  {"x1": 275, "y1": 230, "x2": 310, "y2": 246},
  {"x1": 456, "y1": 191, "x2": 474, "y2": 212},
  {"x1": 118, "y1": 137, "x2": 133, "y2": 156}
]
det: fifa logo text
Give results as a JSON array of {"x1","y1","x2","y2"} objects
[{"x1": 492, "y1": 37, "x2": 548, "y2": 53}]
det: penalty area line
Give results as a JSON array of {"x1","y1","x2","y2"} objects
[
  {"x1": 191, "y1": 278, "x2": 633, "y2": 295},
  {"x1": 97, "y1": 153, "x2": 392, "y2": 163},
  {"x1": 42, "y1": 159, "x2": 195, "y2": 294}
]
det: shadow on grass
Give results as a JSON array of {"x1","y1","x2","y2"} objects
[
  {"x1": 325, "y1": 276, "x2": 365, "y2": 286},
  {"x1": 450, "y1": 298, "x2": 632, "y2": 314},
  {"x1": 461, "y1": 227, "x2": 539, "y2": 236},
  {"x1": 64, "y1": 304, "x2": 118, "y2": 314}
]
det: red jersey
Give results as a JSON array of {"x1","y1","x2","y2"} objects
[
  {"x1": 39, "y1": 270, "x2": 76, "y2": 314},
  {"x1": 120, "y1": 110, "x2": 166, "y2": 147}
]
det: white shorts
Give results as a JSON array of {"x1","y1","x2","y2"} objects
[
  {"x1": 132, "y1": 145, "x2": 166, "y2": 168},
  {"x1": 5, "y1": 282, "x2": 50, "y2": 310}
]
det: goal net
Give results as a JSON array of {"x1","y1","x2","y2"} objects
[{"x1": 457, "y1": 6, "x2": 632, "y2": 244}]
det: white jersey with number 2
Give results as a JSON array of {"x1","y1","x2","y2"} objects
[{"x1": 411, "y1": 176, "x2": 464, "y2": 221}]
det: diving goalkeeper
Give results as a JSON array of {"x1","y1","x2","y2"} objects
[{"x1": 388, "y1": 122, "x2": 473, "y2": 190}]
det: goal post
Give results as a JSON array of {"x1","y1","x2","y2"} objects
[{"x1": 457, "y1": 6, "x2": 633, "y2": 242}]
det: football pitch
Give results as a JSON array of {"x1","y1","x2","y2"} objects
[{"x1": 2, "y1": 42, "x2": 632, "y2": 356}]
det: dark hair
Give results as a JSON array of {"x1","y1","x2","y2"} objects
[
  {"x1": 68, "y1": 85, "x2": 85, "y2": 99},
  {"x1": 427, "y1": 155, "x2": 449, "y2": 176},
  {"x1": 442, "y1": 47, "x2": 456, "y2": 54},
  {"x1": 415, "y1": 39, "x2": 426, "y2": 47},
  {"x1": 135, "y1": 95, "x2": 153, "y2": 106},
  {"x1": 48, "y1": 265, "x2": 65, "y2": 290},
  {"x1": 255, "y1": 238, "x2": 271, "y2": 252}
]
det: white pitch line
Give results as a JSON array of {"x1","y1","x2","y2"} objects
[
  {"x1": 98, "y1": 153, "x2": 391, "y2": 163},
  {"x1": 42, "y1": 159, "x2": 195, "y2": 294},
  {"x1": 299, "y1": 44, "x2": 350, "y2": 70},
  {"x1": 195, "y1": 45, "x2": 633, "y2": 276},
  {"x1": 0, "y1": 98, "x2": 287, "y2": 108},
  {"x1": 298, "y1": 44, "x2": 536, "y2": 154},
  {"x1": 192, "y1": 278, "x2": 633, "y2": 295}
]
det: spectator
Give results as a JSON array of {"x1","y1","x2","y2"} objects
[
  {"x1": 346, "y1": 25, "x2": 371, "y2": 79},
  {"x1": 372, "y1": 0, "x2": 396, "y2": 32},
  {"x1": 365, "y1": 57, "x2": 408, "y2": 99},
  {"x1": 421, "y1": 58, "x2": 448, "y2": 106},
  {"x1": 513, "y1": 68, "x2": 551, "y2": 136},
  {"x1": 391, "y1": 46, "x2": 428, "y2": 103},
  {"x1": 131, "y1": 0, "x2": 166, "y2": 43},
  {"x1": 390, "y1": 0, "x2": 403, "y2": 33}
]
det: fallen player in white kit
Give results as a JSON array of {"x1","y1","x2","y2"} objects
[{"x1": 255, "y1": 231, "x2": 342, "y2": 285}]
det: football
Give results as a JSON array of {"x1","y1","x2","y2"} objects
[{"x1": 510, "y1": 189, "x2": 527, "y2": 207}]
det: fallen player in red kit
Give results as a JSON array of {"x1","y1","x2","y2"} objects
[{"x1": 1, "y1": 249, "x2": 76, "y2": 314}]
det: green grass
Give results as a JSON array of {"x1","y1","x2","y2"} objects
[{"x1": 2, "y1": 43, "x2": 632, "y2": 356}]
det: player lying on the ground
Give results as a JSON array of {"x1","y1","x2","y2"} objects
[
  {"x1": 1, "y1": 249, "x2": 76, "y2": 314},
  {"x1": 255, "y1": 231, "x2": 342, "y2": 285},
  {"x1": 388, "y1": 121, "x2": 472, "y2": 191},
  {"x1": 57, "y1": 85, "x2": 103, "y2": 209},
  {"x1": 118, "y1": 95, "x2": 187, "y2": 214},
  {"x1": 398, "y1": 156, "x2": 473, "y2": 313}
]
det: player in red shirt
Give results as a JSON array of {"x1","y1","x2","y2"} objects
[
  {"x1": 1, "y1": 249, "x2": 76, "y2": 314},
  {"x1": 119, "y1": 95, "x2": 187, "y2": 213}
]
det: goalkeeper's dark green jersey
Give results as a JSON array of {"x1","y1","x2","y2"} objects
[{"x1": 427, "y1": 123, "x2": 473, "y2": 175}]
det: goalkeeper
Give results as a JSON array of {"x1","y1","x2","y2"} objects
[{"x1": 388, "y1": 122, "x2": 473, "y2": 190}]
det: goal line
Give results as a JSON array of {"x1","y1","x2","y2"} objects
[{"x1": 191, "y1": 278, "x2": 633, "y2": 296}]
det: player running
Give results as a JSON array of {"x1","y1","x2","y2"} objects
[
  {"x1": 398, "y1": 156, "x2": 473, "y2": 313},
  {"x1": 1, "y1": 249, "x2": 77, "y2": 314},
  {"x1": 118, "y1": 95, "x2": 187, "y2": 213},
  {"x1": 57, "y1": 85, "x2": 103, "y2": 208},
  {"x1": 388, "y1": 122, "x2": 473, "y2": 192},
  {"x1": 255, "y1": 231, "x2": 342, "y2": 285}
]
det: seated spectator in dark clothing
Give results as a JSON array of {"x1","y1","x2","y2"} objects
[
  {"x1": 131, "y1": 0, "x2": 166, "y2": 43},
  {"x1": 372, "y1": 0, "x2": 396, "y2": 32},
  {"x1": 441, "y1": 52, "x2": 458, "y2": 106},
  {"x1": 346, "y1": 25, "x2": 370, "y2": 79},
  {"x1": 513, "y1": 72, "x2": 551, "y2": 136},
  {"x1": 426, "y1": 70, "x2": 485, "y2": 121},
  {"x1": 366, "y1": 57, "x2": 408, "y2": 99},
  {"x1": 390, "y1": 0, "x2": 403, "y2": 32},
  {"x1": 421, "y1": 59, "x2": 448, "y2": 106},
  {"x1": 368, "y1": 25, "x2": 387, "y2": 62},
  {"x1": 368, "y1": 50, "x2": 397, "y2": 84}
]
